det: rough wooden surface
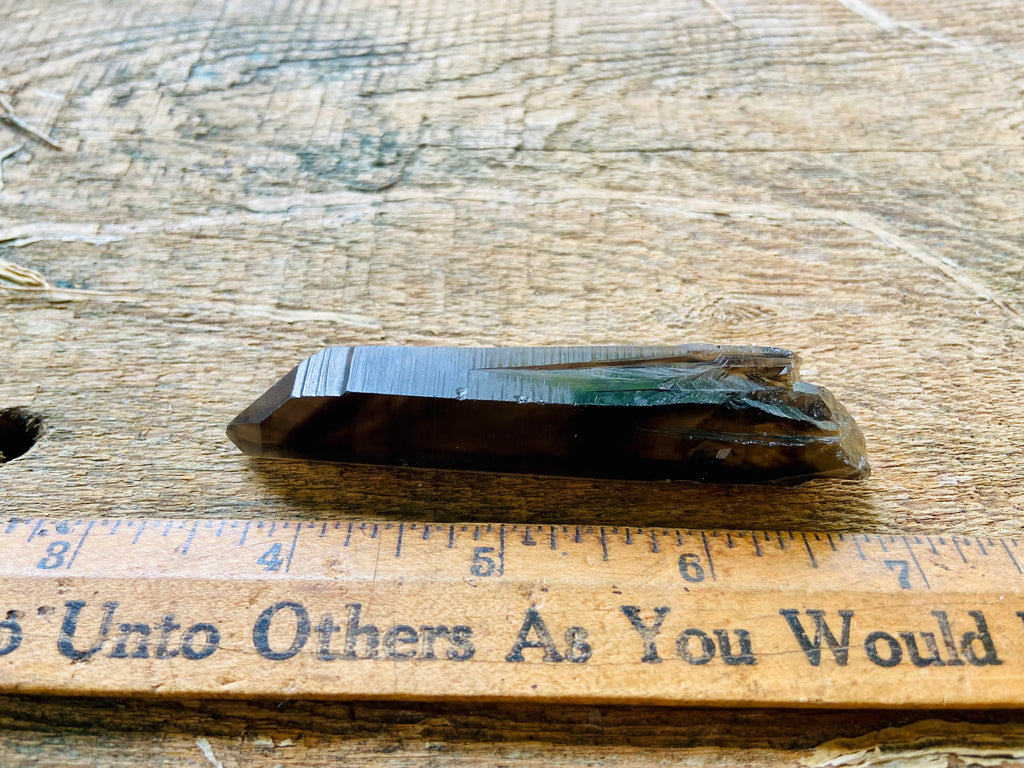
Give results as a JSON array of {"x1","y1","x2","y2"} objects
[{"x1": 2, "y1": 0, "x2": 1024, "y2": 764}]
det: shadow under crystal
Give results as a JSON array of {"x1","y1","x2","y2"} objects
[{"x1": 243, "y1": 458, "x2": 881, "y2": 531}]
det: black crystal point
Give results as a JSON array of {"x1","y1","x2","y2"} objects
[{"x1": 227, "y1": 345, "x2": 870, "y2": 483}]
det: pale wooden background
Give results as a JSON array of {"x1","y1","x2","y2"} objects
[{"x1": 2, "y1": 0, "x2": 1024, "y2": 764}]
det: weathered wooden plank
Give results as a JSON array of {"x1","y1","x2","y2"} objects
[{"x1": 2, "y1": 0, "x2": 1024, "y2": 763}]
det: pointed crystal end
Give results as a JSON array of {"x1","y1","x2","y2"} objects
[{"x1": 227, "y1": 345, "x2": 870, "y2": 484}]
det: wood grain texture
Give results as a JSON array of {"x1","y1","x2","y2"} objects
[{"x1": 2, "y1": 0, "x2": 1024, "y2": 763}]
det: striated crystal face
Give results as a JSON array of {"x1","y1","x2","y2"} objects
[{"x1": 227, "y1": 345, "x2": 870, "y2": 484}]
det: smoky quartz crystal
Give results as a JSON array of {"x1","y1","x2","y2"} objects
[{"x1": 227, "y1": 345, "x2": 869, "y2": 483}]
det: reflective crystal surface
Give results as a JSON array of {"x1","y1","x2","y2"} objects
[{"x1": 227, "y1": 345, "x2": 870, "y2": 483}]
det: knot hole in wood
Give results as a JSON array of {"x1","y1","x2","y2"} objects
[{"x1": 0, "y1": 407, "x2": 44, "y2": 464}]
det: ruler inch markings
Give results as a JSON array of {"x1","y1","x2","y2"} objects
[{"x1": 3, "y1": 516, "x2": 1024, "y2": 708}]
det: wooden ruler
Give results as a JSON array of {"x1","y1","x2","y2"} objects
[{"x1": 0, "y1": 516, "x2": 1022, "y2": 707}]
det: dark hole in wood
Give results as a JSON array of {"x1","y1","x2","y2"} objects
[{"x1": 0, "y1": 408, "x2": 44, "y2": 464}]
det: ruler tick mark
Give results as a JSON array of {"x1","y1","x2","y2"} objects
[
  {"x1": 600, "y1": 527, "x2": 609, "y2": 561},
  {"x1": 826, "y1": 533, "x2": 837, "y2": 552},
  {"x1": 448, "y1": 525, "x2": 455, "y2": 548},
  {"x1": 180, "y1": 521, "x2": 199, "y2": 556},
  {"x1": 550, "y1": 527, "x2": 557, "y2": 551},
  {"x1": 1001, "y1": 539, "x2": 1022, "y2": 574},
  {"x1": 344, "y1": 522, "x2": 353, "y2": 547},
  {"x1": 902, "y1": 536, "x2": 931, "y2": 590},
  {"x1": 66, "y1": 521, "x2": 94, "y2": 570},
  {"x1": 752, "y1": 534, "x2": 762, "y2": 557},
  {"x1": 284, "y1": 523, "x2": 302, "y2": 572},
  {"x1": 239, "y1": 521, "x2": 251, "y2": 547},
  {"x1": 650, "y1": 530, "x2": 659, "y2": 553},
  {"x1": 701, "y1": 532, "x2": 716, "y2": 581},
  {"x1": 802, "y1": 533, "x2": 818, "y2": 568},
  {"x1": 953, "y1": 538, "x2": 968, "y2": 563},
  {"x1": 27, "y1": 519, "x2": 43, "y2": 543},
  {"x1": 976, "y1": 538, "x2": 988, "y2": 555},
  {"x1": 395, "y1": 523, "x2": 404, "y2": 558},
  {"x1": 852, "y1": 535, "x2": 866, "y2": 561}
]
